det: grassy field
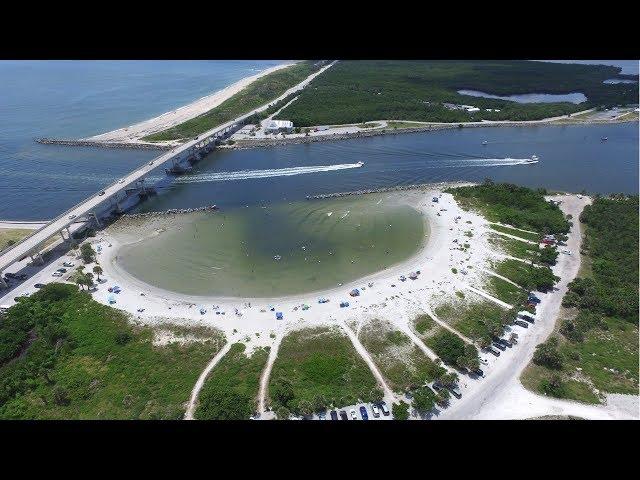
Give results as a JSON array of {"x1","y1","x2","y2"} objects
[
  {"x1": 0, "y1": 284, "x2": 225, "y2": 419},
  {"x1": 434, "y1": 299, "x2": 506, "y2": 343},
  {"x1": 413, "y1": 314, "x2": 437, "y2": 338},
  {"x1": 483, "y1": 275, "x2": 528, "y2": 306},
  {"x1": 0, "y1": 228, "x2": 32, "y2": 252},
  {"x1": 487, "y1": 233, "x2": 541, "y2": 262},
  {"x1": 195, "y1": 342, "x2": 268, "y2": 420},
  {"x1": 274, "y1": 60, "x2": 636, "y2": 127},
  {"x1": 268, "y1": 326, "x2": 381, "y2": 417},
  {"x1": 358, "y1": 318, "x2": 444, "y2": 393},
  {"x1": 489, "y1": 224, "x2": 540, "y2": 243},
  {"x1": 143, "y1": 61, "x2": 320, "y2": 142},
  {"x1": 491, "y1": 258, "x2": 559, "y2": 293}
]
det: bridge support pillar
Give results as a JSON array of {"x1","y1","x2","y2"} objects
[{"x1": 0, "y1": 272, "x2": 7, "y2": 289}]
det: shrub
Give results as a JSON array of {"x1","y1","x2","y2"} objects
[{"x1": 392, "y1": 402, "x2": 409, "y2": 420}]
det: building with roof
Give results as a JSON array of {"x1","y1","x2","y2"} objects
[{"x1": 264, "y1": 119, "x2": 294, "y2": 134}]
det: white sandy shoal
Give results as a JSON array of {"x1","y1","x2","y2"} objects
[{"x1": 85, "y1": 63, "x2": 296, "y2": 145}]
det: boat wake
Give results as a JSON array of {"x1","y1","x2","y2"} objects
[
  {"x1": 446, "y1": 157, "x2": 538, "y2": 167},
  {"x1": 174, "y1": 162, "x2": 364, "y2": 184}
]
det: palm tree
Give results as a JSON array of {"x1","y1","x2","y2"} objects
[{"x1": 93, "y1": 265, "x2": 103, "y2": 281}]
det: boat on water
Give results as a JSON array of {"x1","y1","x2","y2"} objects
[
  {"x1": 482, "y1": 141, "x2": 488, "y2": 145},
  {"x1": 356, "y1": 161, "x2": 364, "y2": 166},
  {"x1": 601, "y1": 136, "x2": 608, "y2": 141}
]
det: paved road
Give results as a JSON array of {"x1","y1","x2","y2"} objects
[{"x1": 0, "y1": 61, "x2": 336, "y2": 275}]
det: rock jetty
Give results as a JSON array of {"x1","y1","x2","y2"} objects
[
  {"x1": 123, "y1": 205, "x2": 218, "y2": 219},
  {"x1": 36, "y1": 138, "x2": 173, "y2": 151},
  {"x1": 306, "y1": 182, "x2": 470, "y2": 200}
]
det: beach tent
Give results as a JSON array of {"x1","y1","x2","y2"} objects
[{"x1": 107, "y1": 294, "x2": 116, "y2": 304}]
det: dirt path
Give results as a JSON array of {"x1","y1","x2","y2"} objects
[
  {"x1": 403, "y1": 296, "x2": 475, "y2": 346},
  {"x1": 462, "y1": 283, "x2": 513, "y2": 309},
  {"x1": 257, "y1": 332, "x2": 283, "y2": 418},
  {"x1": 184, "y1": 342, "x2": 231, "y2": 420},
  {"x1": 478, "y1": 267, "x2": 524, "y2": 289},
  {"x1": 339, "y1": 320, "x2": 395, "y2": 405},
  {"x1": 489, "y1": 222, "x2": 539, "y2": 235},
  {"x1": 491, "y1": 230, "x2": 539, "y2": 245}
]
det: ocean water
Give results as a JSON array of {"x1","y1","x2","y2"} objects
[
  {"x1": 1, "y1": 60, "x2": 638, "y2": 221},
  {"x1": 0, "y1": 60, "x2": 286, "y2": 220}
]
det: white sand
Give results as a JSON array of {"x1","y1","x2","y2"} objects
[
  {"x1": 84, "y1": 190, "x2": 638, "y2": 420},
  {"x1": 86, "y1": 63, "x2": 296, "y2": 145}
]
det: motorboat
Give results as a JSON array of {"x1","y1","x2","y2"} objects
[
  {"x1": 601, "y1": 136, "x2": 608, "y2": 141},
  {"x1": 482, "y1": 140, "x2": 488, "y2": 145},
  {"x1": 356, "y1": 160, "x2": 365, "y2": 166}
]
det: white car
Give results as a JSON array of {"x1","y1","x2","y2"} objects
[
  {"x1": 68, "y1": 214, "x2": 76, "y2": 220},
  {"x1": 371, "y1": 404, "x2": 380, "y2": 418},
  {"x1": 119, "y1": 179, "x2": 125, "y2": 184},
  {"x1": 52, "y1": 272, "x2": 63, "y2": 277},
  {"x1": 350, "y1": 409, "x2": 357, "y2": 420},
  {"x1": 562, "y1": 250, "x2": 572, "y2": 255}
]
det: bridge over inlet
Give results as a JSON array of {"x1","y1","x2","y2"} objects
[{"x1": 0, "y1": 61, "x2": 336, "y2": 288}]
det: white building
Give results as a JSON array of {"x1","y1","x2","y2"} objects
[{"x1": 264, "y1": 119, "x2": 294, "y2": 133}]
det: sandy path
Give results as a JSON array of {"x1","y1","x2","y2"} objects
[
  {"x1": 184, "y1": 342, "x2": 232, "y2": 420},
  {"x1": 86, "y1": 63, "x2": 295, "y2": 144},
  {"x1": 340, "y1": 320, "x2": 395, "y2": 405},
  {"x1": 257, "y1": 332, "x2": 284, "y2": 418},
  {"x1": 491, "y1": 230, "x2": 539, "y2": 245},
  {"x1": 489, "y1": 222, "x2": 539, "y2": 235},
  {"x1": 478, "y1": 267, "x2": 524, "y2": 289},
  {"x1": 462, "y1": 284, "x2": 513, "y2": 309},
  {"x1": 406, "y1": 296, "x2": 475, "y2": 345}
]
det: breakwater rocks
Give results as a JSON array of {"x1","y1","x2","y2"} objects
[
  {"x1": 36, "y1": 138, "x2": 173, "y2": 151},
  {"x1": 123, "y1": 205, "x2": 218, "y2": 219},
  {"x1": 306, "y1": 182, "x2": 471, "y2": 200}
]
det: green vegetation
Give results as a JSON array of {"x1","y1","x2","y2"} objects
[
  {"x1": 434, "y1": 300, "x2": 509, "y2": 345},
  {"x1": 358, "y1": 319, "x2": 444, "y2": 392},
  {"x1": 143, "y1": 61, "x2": 321, "y2": 142},
  {"x1": 494, "y1": 259, "x2": 559, "y2": 292},
  {"x1": 425, "y1": 329, "x2": 479, "y2": 370},
  {"x1": 414, "y1": 314, "x2": 436, "y2": 336},
  {"x1": 0, "y1": 228, "x2": 31, "y2": 252},
  {"x1": 489, "y1": 224, "x2": 540, "y2": 242},
  {"x1": 275, "y1": 61, "x2": 636, "y2": 127},
  {"x1": 522, "y1": 196, "x2": 639, "y2": 403},
  {"x1": 80, "y1": 243, "x2": 96, "y2": 264},
  {"x1": 485, "y1": 275, "x2": 528, "y2": 305},
  {"x1": 268, "y1": 326, "x2": 381, "y2": 417},
  {"x1": 393, "y1": 401, "x2": 410, "y2": 420},
  {"x1": 411, "y1": 386, "x2": 438, "y2": 413},
  {"x1": 195, "y1": 343, "x2": 268, "y2": 420},
  {"x1": 0, "y1": 284, "x2": 224, "y2": 419},
  {"x1": 449, "y1": 181, "x2": 570, "y2": 234}
]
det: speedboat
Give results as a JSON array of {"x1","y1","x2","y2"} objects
[
  {"x1": 482, "y1": 140, "x2": 488, "y2": 145},
  {"x1": 601, "y1": 136, "x2": 608, "y2": 141},
  {"x1": 531, "y1": 155, "x2": 538, "y2": 161},
  {"x1": 356, "y1": 161, "x2": 364, "y2": 166}
]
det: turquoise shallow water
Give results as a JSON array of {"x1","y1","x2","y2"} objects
[{"x1": 116, "y1": 194, "x2": 426, "y2": 297}]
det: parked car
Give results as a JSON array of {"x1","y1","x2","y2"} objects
[
  {"x1": 98, "y1": 191, "x2": 106, "y2": 196},
  {"x1": 447, "y1": 385, "x2": 462, "y2": 399},
  {"x1": 371, "y1": 404, "x2": 380, "y2": 418},
  {"x1": 329, "y1": 410, "x2": 338, "y2": 421},
  {"x1": 473, "y1": 368, "x2": 485, "y2": 377},
  {"x1": 62, "y1": 262, "x2": 75, "y2": 268},
  {"x1": 380, "y1": 402, "x2": 390, "y2": 416},
  {"x1": 496, "y1": 338, "x2": 512, "y2": 348},
  {"x1": 339, "y1": 410, "x2": 348, "y2": 420},
  {"x1": 68, "y1": 214, "x2": 76, "y2": 220},
  {"x1": 359, "y1": 406, "x2": 369, "y2": 420},
  {"x1": 56, "y1": 268, "x2": 67, "y2": 273},
  {"x1": 519, "y1": 314, "x2": 535, "y2": 323},
  {"x1": 350, "y1": 409, "x2": 357, "y2": 420},
  {"x1": 34, "y1": 283, "x2": 45, "y2": 289},
  {"x1": 514, "y1": 319, "x2": 529, "y2": 328},
  {"x1": 148, "y1": 161, "x2": 154, "y2": 166},
  {"x1": 492, "y1": 341, "x2": 507, "y2": 351},
  {"x1": 52, "y1": 272, "x2": 63, "y2": 277},
  {"x1": 486, "y1": 346, "x2": 501, "y2": 357},
  {"x1": 431, "y1": 381, "x2": 443, "y2": 392}
]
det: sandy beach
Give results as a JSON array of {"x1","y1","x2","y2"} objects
[
  {"x1": 85, "y1": 62, "x2": 296, "y2": 146},
  {"x1": 81, "y1": 188, "x2": 638, "y2": 420}
]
